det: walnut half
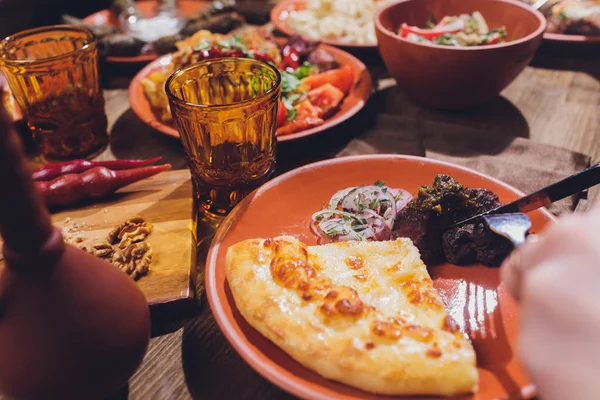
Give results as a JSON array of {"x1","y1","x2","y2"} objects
[
  {"x1": 79, "y1": 216, "x2": 154, "y2": 280},
  {"x1": 107, "y1": 216, "x2": 153, "y2": 249},
  {"x1": 112, "y1": 241, "x2": 153, "y2": 281},
  {"x1": 82, "y1": 242, "x2": 115, "y2": 259}
]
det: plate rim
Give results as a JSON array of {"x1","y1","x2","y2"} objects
[
  {"x1": 543, "y1": 32, "x2": 600, "y2": 43},
  {"x1": 128, "y1": 44, "x2": 373, "y2": 142},
  {"x1": 205, "y1": 154, "x2": 556, "y2": 400}
]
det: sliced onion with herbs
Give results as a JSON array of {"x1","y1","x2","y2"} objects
[{"x1": 312, "y1": 181, "x2": 413, "y2": 242}]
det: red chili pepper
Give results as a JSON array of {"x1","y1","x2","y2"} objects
[
  {"x1": 32, "y1": 157, "x2": 163, "y2": 182},
  {"x1": 36, "y1": 164, "x2": 171, "y2": 207},
  {"x1": 252, "y1": 50, "x2": 275, "y2": 64},
  {"x1": 280, "y1": 43, "x2": 301, "y2": 70}
]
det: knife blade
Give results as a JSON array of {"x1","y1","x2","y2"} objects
[{"x1": 450, "y1": 162, "x2": 600, "y2": 229}]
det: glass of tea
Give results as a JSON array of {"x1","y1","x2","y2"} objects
[
  {"x1": 0, "y1": 25, "x2": 108, "y2": 161},
  {"x1": 166, "y1": 58, "x2": 281, "y2": 217}
]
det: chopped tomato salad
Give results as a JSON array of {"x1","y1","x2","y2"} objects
[{"x1": 398, "y1": 12, "x2": 507, "y2": 47}]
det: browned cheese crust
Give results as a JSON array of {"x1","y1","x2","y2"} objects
[{"x1": 226, "y1": 236, "x2": 478, "y2": 396}]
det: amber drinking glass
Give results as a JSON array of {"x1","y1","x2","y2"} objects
[
  {"x1": 0, "y1": 25, "x2": 108, "y2": 161},
  {"x1": 166, "y1": 58, "x2": 281, "y2": 217}
]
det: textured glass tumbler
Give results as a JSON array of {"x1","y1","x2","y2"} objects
[
  {"x1": 166, "y1": 58, "x2": 281, "y2": 217},
  {"x1": 0, "y1": 25, "x2": 108, "y2": 161}
]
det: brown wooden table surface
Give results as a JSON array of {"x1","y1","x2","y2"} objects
[{"x1": 9, "y1": 43, "x2": 599, "y2": 400}]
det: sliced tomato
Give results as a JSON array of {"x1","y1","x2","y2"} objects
[
  {"x1": 307, "y1": 83, "x2": 345, "y2": 118},
  {"x1": 486, "y1": 32, "x2": 503, "y2": 45},
  {"x1": 276, "y1": 99, "x2": 324, "y2": 136},
  {"x1": 302, "y1": 65, "x2": 354, "y2": 94},
  {"x1": 276, "y1": 100, "x2": 287, "y2": 127},
  {"x1": 294, "y1": 99, "x2": 322, "y2": 119},
  {"x1": 399, "y1": 19, "x2": 465, "y2": 40}
]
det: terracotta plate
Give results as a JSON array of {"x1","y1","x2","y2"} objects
[
  {"x1": 271, "y1": 0, "x2": 379, "y2": 49},
  {"x1": 82, "y1": 0, "x2": 209, "y2": 64},
  {"x1": 206, "y1": 155, "x2": 556, "y2": 400},
  {"x1": 128, "y1": 45, "x2": 372, "y2": 142}
]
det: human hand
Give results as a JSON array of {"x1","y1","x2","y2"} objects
[{"x1": 501, "y1": 202, "x2": 600, "y2": 400}]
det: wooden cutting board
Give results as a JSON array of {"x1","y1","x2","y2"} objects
[{"x1": 0, "y1": 170, "x2": 197, "y2": 315}]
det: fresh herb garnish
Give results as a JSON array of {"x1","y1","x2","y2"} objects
[
  {"x1": 282, "y1": 93, "x2": 301, "y2": 121},
  {"x1": 292, "y1": 63, "x2": 314, "y2": 80},
  {"x1": 286, "y1": 107, "x2": 298, "y2": 122},
  {"x1": 425, "y1": 15, "x2": 437, "y2": 29},
  {"x1": 194, "y1": 40, "x2": 212, "y2": 51},
  {"x1": 374, "y1": 180, "x2": 385, "y2": 187},
  {"x1": 281, "y1": 71, "x2": 301, "y2": 94}
]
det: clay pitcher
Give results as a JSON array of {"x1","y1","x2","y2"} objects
[{"x1": 0, "y1": 101, "x2": 151, "y2": 399}]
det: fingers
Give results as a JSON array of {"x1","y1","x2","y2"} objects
[
  {"x1": 501, "y1": 209, "x2": 600, "y2": 301},
  {"x1": 501, "y1": 234, "x2": 540, "y2": 301}
]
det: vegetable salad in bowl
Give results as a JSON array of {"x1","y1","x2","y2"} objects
[{"x1": 399, "y1": 12, "x2": 507, "y2": 46}]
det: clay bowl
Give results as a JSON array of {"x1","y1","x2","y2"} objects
[{"x1": 375, "y1": 0, "x2": 546, "y2": 109}]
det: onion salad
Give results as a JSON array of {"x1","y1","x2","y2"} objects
[{"x1": 311, "y1": 180, "x2": 413, "y2": 242}]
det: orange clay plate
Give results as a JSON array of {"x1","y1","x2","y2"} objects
[
  {"x1": 206, "y1": 155, "x2": 556, "y2": 400},
  {"x1": 128, "y1": 44, "x2": 372, "y2": 142},
  {"x1": 271, "y1": 0, "x2": 378, "y2": 49},
  {"x1": 82, "y1": 0, "x2": 210, "y2": 63}
]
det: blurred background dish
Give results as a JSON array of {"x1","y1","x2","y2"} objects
[
  {"x1": 533, "y1": 0, "x2": 600, "y2": 43},
  {"x1": 375, "y1": 0, "x2": 546, "y2": 109},
  {"x1": 79, "y1": 0, "x2": 245, "y2": 63},
  {"x1": 271, "y1": 0, "x2": 394, "y2": 49}
]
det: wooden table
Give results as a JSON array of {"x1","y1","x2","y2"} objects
[{"x1": 12, "y1": 43, "x2": 600, "y2": 400}]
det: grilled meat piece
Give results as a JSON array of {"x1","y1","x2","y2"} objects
[
  {"x1": 392, "y1": 175, "x2": 473, "y2": 264},
  {"x1": 391, "y1": 175, "x2": 513, "y2": 266},
  {"x1": 99, "y1": 34, "x2": 145, "y2": 57},
  {"x1": 235, "y1": 0, "x2": 277, "y2": 24},
  {"x1": 442, "y1": 189, "x2": 512, "y2": 266},
  {"x1": 152, "y1": 33, "x2": 184, "y2": 54},
  {"x1": 181, "y1": 11, "x2": 245, "y2": 37}
]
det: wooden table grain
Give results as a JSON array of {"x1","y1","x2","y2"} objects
[{"x1": 9, "y1": 44, "x2": 599, "y2": 400}]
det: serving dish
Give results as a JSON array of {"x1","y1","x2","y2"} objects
[
  {"x1": 374, "y1": 0, "x2": 546, "y2": 109},
  {"x1": 270, "y1": 0, "x2": 380, "y2": 50},
  {"x1": 128, "y1": 43, "x2": 372, "y2": 142},
  {"x1": 206, "y1": 154, "x2": 556, "y2": 399},
  {"x1": 82, "y1": 0, "x2": 209, "y2": 63}
]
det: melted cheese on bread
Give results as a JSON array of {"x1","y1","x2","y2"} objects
[{"x1": 226, "y1": 236, "x2": 478, "y2": 396}]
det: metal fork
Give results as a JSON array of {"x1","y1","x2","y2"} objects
[{"x1": 483, "y1": 213, "x2": 532, "y2": 246}]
